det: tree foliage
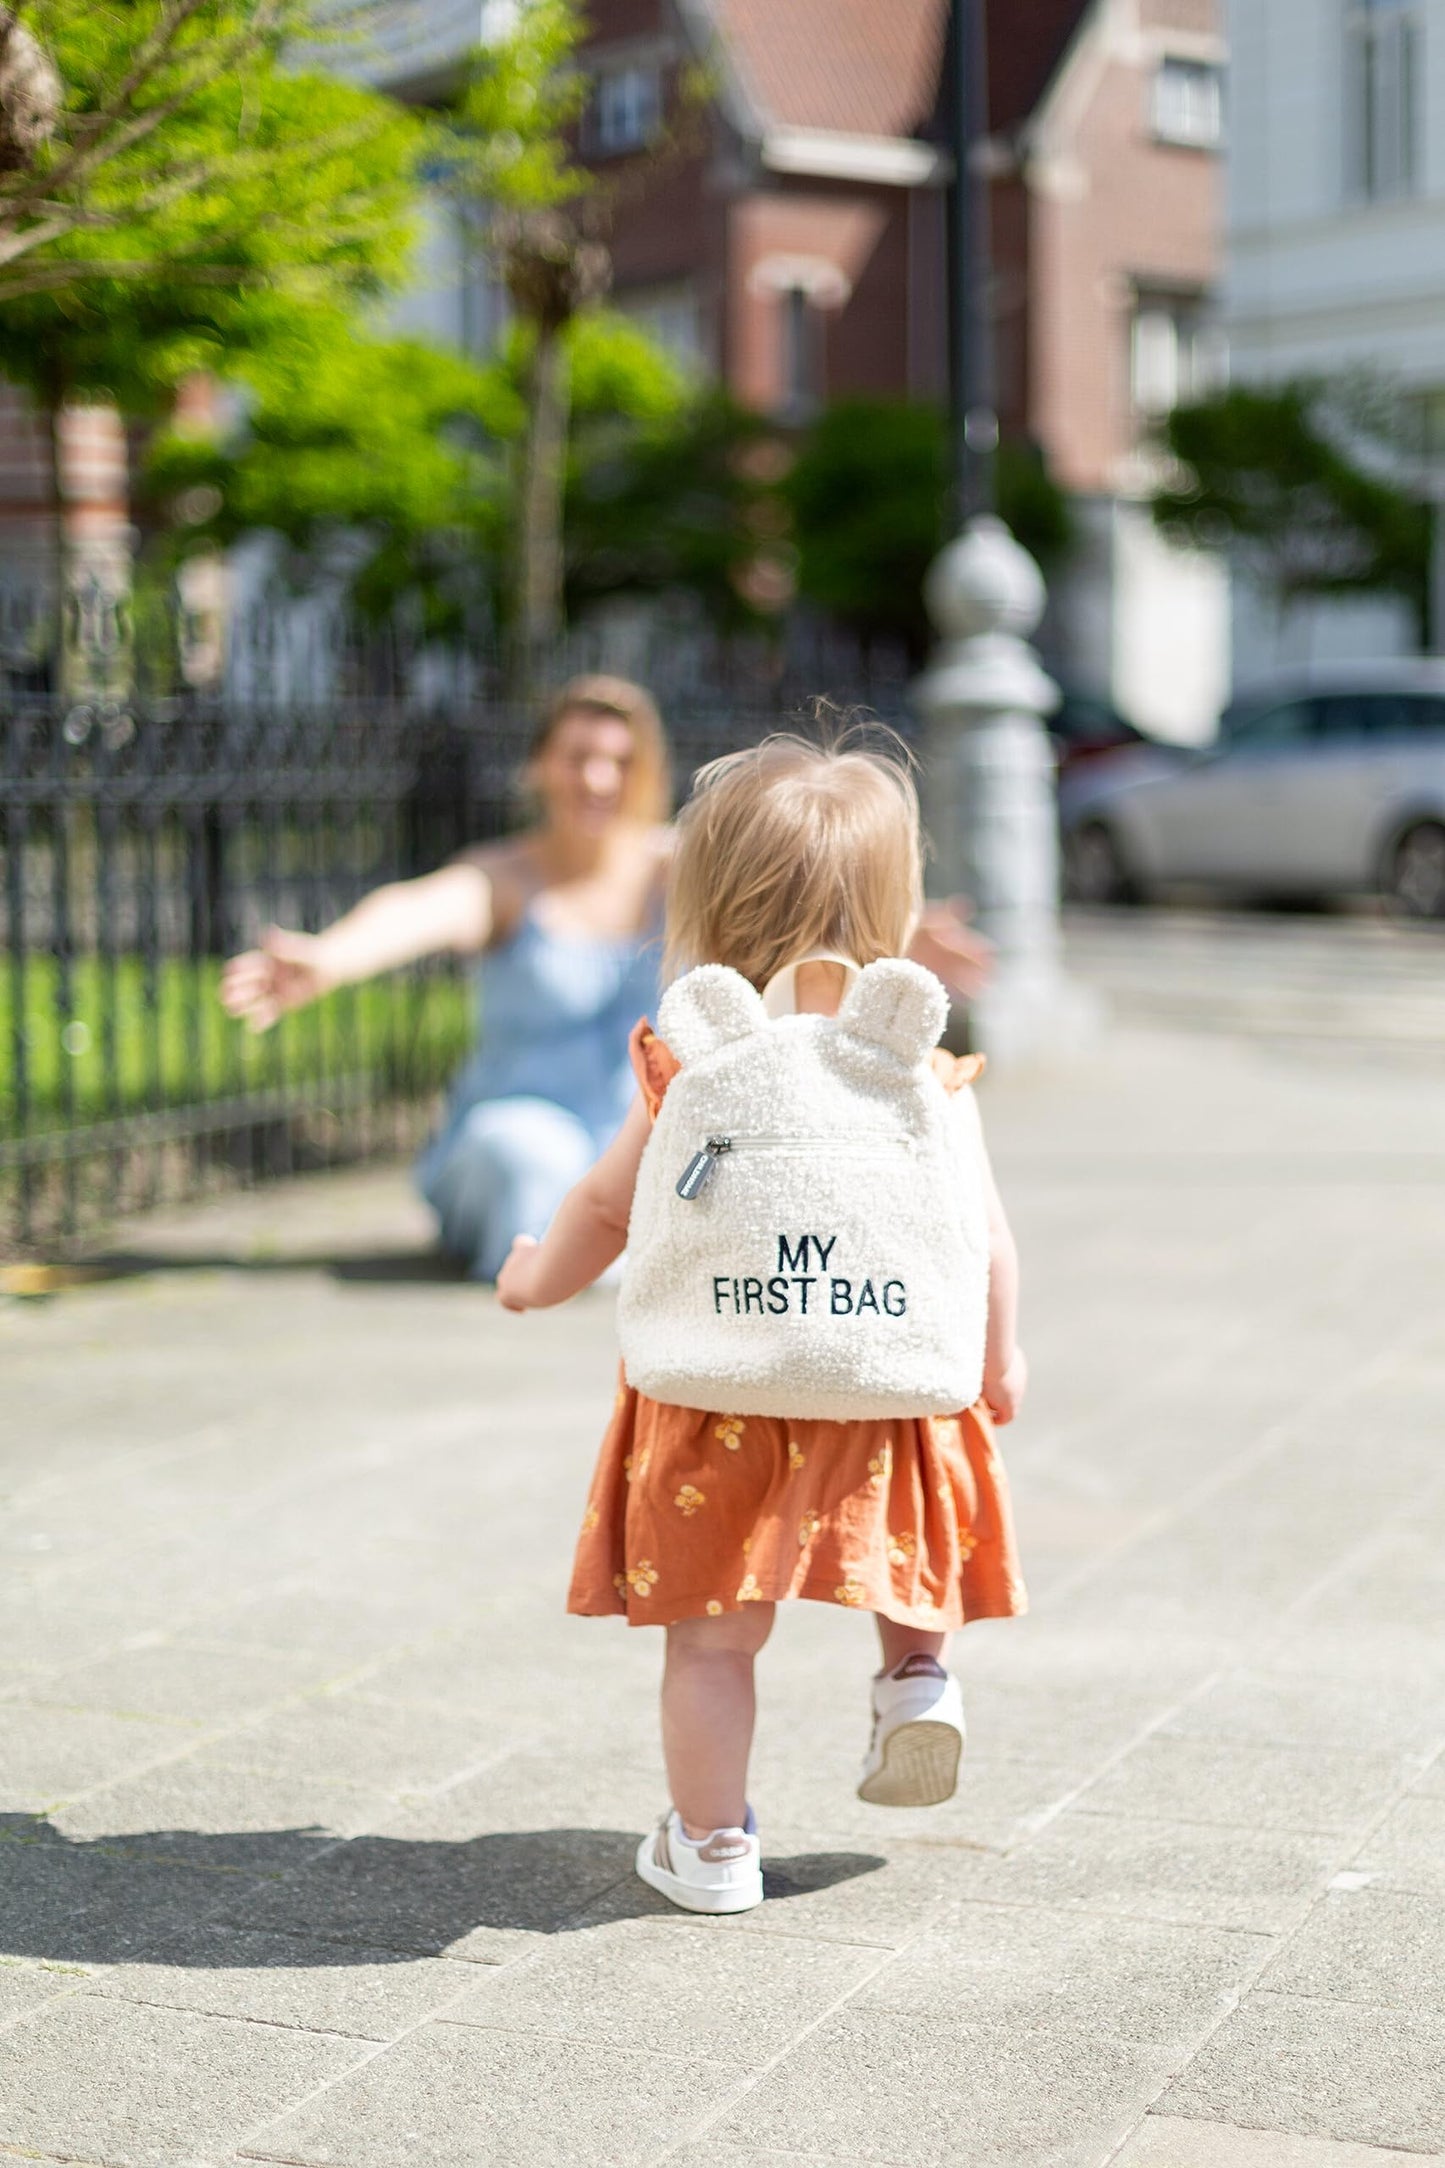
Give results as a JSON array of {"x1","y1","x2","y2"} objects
[
  {"x1": 785, "y1": 400, "x2": 1072, "y2": 655},
  {"x1": 141, "y1": 307, "x2": 698, "y2": 630},
  {"x1": 0, "y1": 4, "x2": 419, "y2": 311},
  {"x1": 1151, "y1": 380, "x2": 1431, "y2": 632}
]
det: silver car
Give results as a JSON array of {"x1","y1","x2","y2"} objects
[{"x1": 1060, "y1": 665, "x2": 1445, "y2": 916}]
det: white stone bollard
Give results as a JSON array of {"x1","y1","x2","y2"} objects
[{"x1": 913, "y1": 515, "x2": 1095, "y2": 1064}]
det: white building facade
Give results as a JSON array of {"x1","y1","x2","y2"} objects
[{"x1": 1227, "y1": 0, "x2": 1445, "y2": 676}]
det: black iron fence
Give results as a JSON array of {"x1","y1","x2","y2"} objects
[{"x1": 2, "y1": 644, "x2": 913, "y2": 1258}]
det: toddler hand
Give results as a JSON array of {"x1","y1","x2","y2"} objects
[
  {"x1": 496, "y1": 1235, "x2": 540, "y2": 1312},
  {"x1": 983, "y1": 1347, "x2": 1028, "y2": 1425}
]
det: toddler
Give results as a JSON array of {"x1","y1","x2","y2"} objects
[{"x1": 498, "y1": 732, "x2": 1027, "y2": 1912}]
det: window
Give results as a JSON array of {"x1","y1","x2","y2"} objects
[
  {"x1": 1130, "y1": 292, "x2": 1227, "y2": 416},
  {"x1": 588, "y1": 63, "x2": 661, "y2": 156},
  {"x1": 1346, "y1": 1, "x2": 1419, "y2": 202},
  {"x1": 1152, "y1": 58, "x2": 1224, "y2": 148},
  {"x1": 614, "y1": 281, "x2": 703, "y2": 371},
  {"x1": 1316, "y1": 692, "x2": 1444, "y2": 737},
  {"x1": 780, "y1": 286, "x2": 823, "y2": 418},
  {"x1": 1220, "y1": 700, "x2": 1319, "y2": 750}
]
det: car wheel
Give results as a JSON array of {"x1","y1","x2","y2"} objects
[
  {"x1": 1383, "y1": 821, "x2": 1445, "y2": 918},
  {"x1": 1064, "y1": 820, "x2": 1140, "y2": 906}
]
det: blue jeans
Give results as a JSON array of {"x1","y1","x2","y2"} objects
[{"x1": 416, "y1": 1096, "x2": 599, "y2": 1282}]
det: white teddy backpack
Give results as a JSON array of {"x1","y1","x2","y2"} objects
[{"x1": 617, "y1": 956, "x2": 990, "y2": 1420}]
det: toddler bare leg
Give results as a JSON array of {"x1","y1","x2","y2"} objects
[{"x1": 662, "y1": 1605, "x2": 775, "y2": 1836}]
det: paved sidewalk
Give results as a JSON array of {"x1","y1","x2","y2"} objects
[{"x1": 4, "y1": 1021, "x2": 1445, "y2": 2168}]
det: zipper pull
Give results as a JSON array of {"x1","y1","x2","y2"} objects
[{"x1": 676, "y1": 1136, "x2": 731, "y2": 1200}]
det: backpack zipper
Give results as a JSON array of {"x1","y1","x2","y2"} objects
[{"x1": 675, "y1": 1132, "x2": 903, "y2": 1201}]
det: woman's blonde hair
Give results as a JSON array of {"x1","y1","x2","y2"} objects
[
  {"x1": 528, "y1": 674, "x2": 672, "y2": 825},
  {"x1": 665, "y1": 726, "x2": 924, "y2": 989}
]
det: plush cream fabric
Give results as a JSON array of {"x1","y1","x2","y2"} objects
[{"x1": 617, "y1": 959, "x2": 990, "y2": 1420}]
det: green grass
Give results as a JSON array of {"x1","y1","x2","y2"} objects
[{"x1": 2, "y1": 954, "x2": 474, "y2": 1137}]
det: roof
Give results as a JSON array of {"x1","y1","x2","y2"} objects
[
  {"x1": 700, "y1": 0, "x2": 1094, "y2": 145},
  {"x1": 708, "y1": 0, "x2": 947, "y2": 139}
]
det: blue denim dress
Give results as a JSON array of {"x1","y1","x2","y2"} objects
[{"x1": 415, "y1": 905, "x2": 662, "y2": 1278}]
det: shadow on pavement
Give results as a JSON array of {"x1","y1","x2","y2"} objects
[
  {"x1": 42, "y1": 1247, "x2": 471, "y2": 1289},
  {"x1": 0, "y1": 1818, "x2": 885, "y2": 1963}
]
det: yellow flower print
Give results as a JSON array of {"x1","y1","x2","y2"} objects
[
  {"x1": 888, "y1": 1530, "x2": 917, "y2": 1567},
  {"x1": 625, "y1": 1559, "x2": 660, "y2": 1597},
  {"x1": 917, "y1": 1586, "x2": 938, "y2": 1610},
  {"x1": 788, "y1": 1441, "x2": 806, "y2": 1471},
  {"x1": 741, "y1": 1535, "x2": 751, "y2": 1555},
  {"x1": 706, "y1": 1599, "x2": 724, "y2": 1616},
  {"x1": 580, "y1": 1503, "x2": 600, "y2": 1534},
  {"x1": 798, "y1": 1509, "x2": 822, "y2": 1547},
  {"x1": 613, "y1": 1572, "x2": 628, "y2": 1596},
  {"x1": 622, "y1": 1454, "x2": 633, "y2": 1484},
  {"x1": 737, "y1": 1573, "x2": 765, "y2": 1602},
  {"x1": 674, "y1": 1484, "x2": 706, "y2": 1517},
  {"x1": 867, "y1": 1440, "x2": 894, "y2": 1490},
  {"x1": 715, "y1": 1417, "x2": 745, "y2": 1451},
  {"x1": 834, "y1": 1579, "x2": 867, "y2": 1608},
  {"x1": 958, "y1": 1530, "x2": 979, "y2": 1561},
  {"x1": 614, "y1": 1382, "x2": 628, "y2": 1412}
]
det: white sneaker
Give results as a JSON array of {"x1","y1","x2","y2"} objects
[
  {"x1": 857, "y1": 1653, "x2": 966, "y2": 1806},
  {"x1": 635, "y1": 1806, "x2": 763, "y2": 1914}
]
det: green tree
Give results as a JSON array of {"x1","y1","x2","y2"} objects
[
  {"x1": 1151, "y1": 380, "x2": 1432, "y2": 638},
  {"x1": 566, "y1": 389, "x2": 780, "y2": 633},
  {"x1": 141, "y1": 306, "x2": 698, "y2": 640},
  {"x1": 442, "y1": 0, "x2": 601, "y2": 695},
  {"x1": 786, "y1": 400, "x2": 1072, "y2": 657},
  {"x1": 0, "y1": 2, "x2": 420, "y2": 685},
  {"x1": 0, "y1": 4, "x2": 408, "y2": 301}
]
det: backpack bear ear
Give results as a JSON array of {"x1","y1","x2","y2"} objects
[
  {"x1": 837, "y1": 958, "x2": 948, "y2": 1065},
  {"x1": 657, "y1": 965, "x2": 768, "y2": 1065}
]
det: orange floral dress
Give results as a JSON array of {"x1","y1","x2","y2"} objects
[{"x1": 567, "y1": 1023, "x2": 1028, "y2": 1632}]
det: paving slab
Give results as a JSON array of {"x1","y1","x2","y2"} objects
[
  {"x1": 1109, "y1": 2119, "x2": 1445, "y2": 2167},
  {"x1": 0, "y1": 1702, "x2": 198, "y2": 1814},
  {"x1": 1349, "y1": 1792, "x2": 1445, "y2": 1894},
  {"x1": 1074, "y1": 1734, "x2": 1417, "y2": 1839},
  {"x1": 218, "y1": 1822, "x2": 646, "y2": 1965},
  {"x1": 940, "y1": 1807, "x2": 1347, "y2": 1934},
  {"x1": 1159, "y1": 1990, "x2": 1445, "y2": 2154},
  {"x1": 441, "y1": 1916, "x2": 886, "y2": 2063},
  {"x1": 854, "y1": 1902, "x2": 1268, "y2": 2049},
  {"x1": 84, "y1": 1928, "x2": 478, "y2": 2041},
  {"x1": 15, "y1": 1640, "x2": 338, "y2": 1728},
  {"x1": 0, "y1": 1993, "x2": 366, "y2": 2168},
  {"x1": 713, "y1": 2003, "x2": 1175, "y2": 2168},
  {"x1": 1261, "y1": 1883, "x2": 1445, "y2": 2011},
  {"x1": 238, "y1": 2019, "x2": 741, "y2": 2168}
]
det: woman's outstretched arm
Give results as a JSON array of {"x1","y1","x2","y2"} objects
[{"x1": 220, "y1": 861, "x2": 496, "y2": 1033}]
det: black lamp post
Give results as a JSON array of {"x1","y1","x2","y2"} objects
[{"x1": 949, "y1": 0, "x2": 997, "y2": 525}]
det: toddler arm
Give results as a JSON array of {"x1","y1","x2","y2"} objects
[
  {"x1": 969, "y1": 1109, "x2": 1025, "y2": 1423},
  {"x1": 496, "y1": 1093, "x2": 651, "y2": 1311}
]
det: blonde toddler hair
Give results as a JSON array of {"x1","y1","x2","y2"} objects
[{"x1": 665, "y1": 728, "x2": 924, "y2": 989}]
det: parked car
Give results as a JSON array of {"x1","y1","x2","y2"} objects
[
  {"x1": 1046, "y1": 688, "x2": 1158, "y2": 780},
  {"x1": 1059, "y1": 664, "x2": 1445, "y2": 917}
]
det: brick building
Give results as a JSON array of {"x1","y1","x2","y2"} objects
[
  {"x1": 416, "y1": 0, "x2": 1231, "y2": 734},
  {"x1": 0, "y1": 0, "x2": 1230, "y2": 726}
]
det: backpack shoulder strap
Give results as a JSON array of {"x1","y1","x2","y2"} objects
[
  {"x1": 656, "y1": 965, "x2": 768, "y2": 1067},
  {"x1": 835, "y1": 958, "x2": 948, "y2": 1067}
]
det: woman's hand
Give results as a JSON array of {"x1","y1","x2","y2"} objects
[
  {"x1": 496, "y1": 1235, "x2": 541, "y2": 1313},
  {"x1": 983, "y1": 1347, "x2": 1028, "y2": 1426},
  {"x1": 220, "y1": 928, "x2": 334, "y2": 1033},
  {"x1": 909, "y1": 899, "x2": 994, "y2": 1002}
]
